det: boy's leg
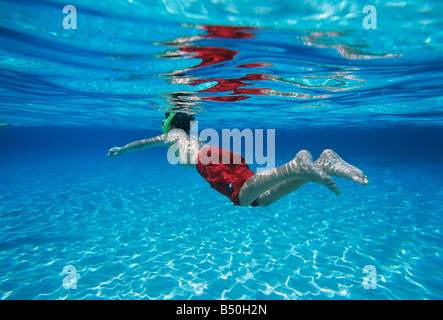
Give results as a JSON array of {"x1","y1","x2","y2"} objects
[
  {"x1": 254, "y1": 179, "x2": 309, "y2": 207},
  {"x1": 245, "y1": 149, "x2": 369, "y2": 207},
  {"x1": 239, "y1": 150, "x2": 338, "y2": 207}
]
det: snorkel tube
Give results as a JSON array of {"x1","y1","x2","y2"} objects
[
  {"x1": 0, "y1": 123, "x2": 10, "y2": 133},
  {"x1": 162, "y1": 113, "x2": 176, "y2": 134}
]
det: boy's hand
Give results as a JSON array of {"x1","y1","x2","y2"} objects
[{"x1": 107, "y1": 147, "x2": 124, "y2": 157}]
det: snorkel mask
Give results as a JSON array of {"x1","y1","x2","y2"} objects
[{"x1": 161, "y1": 113, "x2": 176, "y2": 134}]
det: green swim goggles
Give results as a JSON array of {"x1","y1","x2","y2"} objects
[{"x1": 161, "y1": 113, "x2": 176, "y2": 134}]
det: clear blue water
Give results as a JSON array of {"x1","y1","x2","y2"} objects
[{"x1": 0, "y1": 0, "x2": 443, "y2": 300}]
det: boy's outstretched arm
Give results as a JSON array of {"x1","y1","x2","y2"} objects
[{"x1": 107, "y1": 134, "x2": 167, "y2": 157}]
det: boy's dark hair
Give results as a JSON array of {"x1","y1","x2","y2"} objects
[{"x1": 165, "y1": 112, "x2": 195, "y2": 133}]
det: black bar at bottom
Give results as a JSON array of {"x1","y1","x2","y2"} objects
[{"x1": 0, "y1": 299, "x2": 428, "y2": 318}]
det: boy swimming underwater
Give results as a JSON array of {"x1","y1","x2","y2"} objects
[{"x1": 107, "y1": 112, "x2": 368, "y2": 207}]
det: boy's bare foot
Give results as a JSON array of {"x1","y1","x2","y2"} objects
[
  {"x1": 315, "y1": 149, "x2": 369, "y2": 185},
  {"x1": 290, "y1": 150, "x2": 340, "y2": 196}
]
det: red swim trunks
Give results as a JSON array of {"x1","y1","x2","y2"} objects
[{"x1": 196, "y1": 147, "x2": 259, "y2": 207}]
